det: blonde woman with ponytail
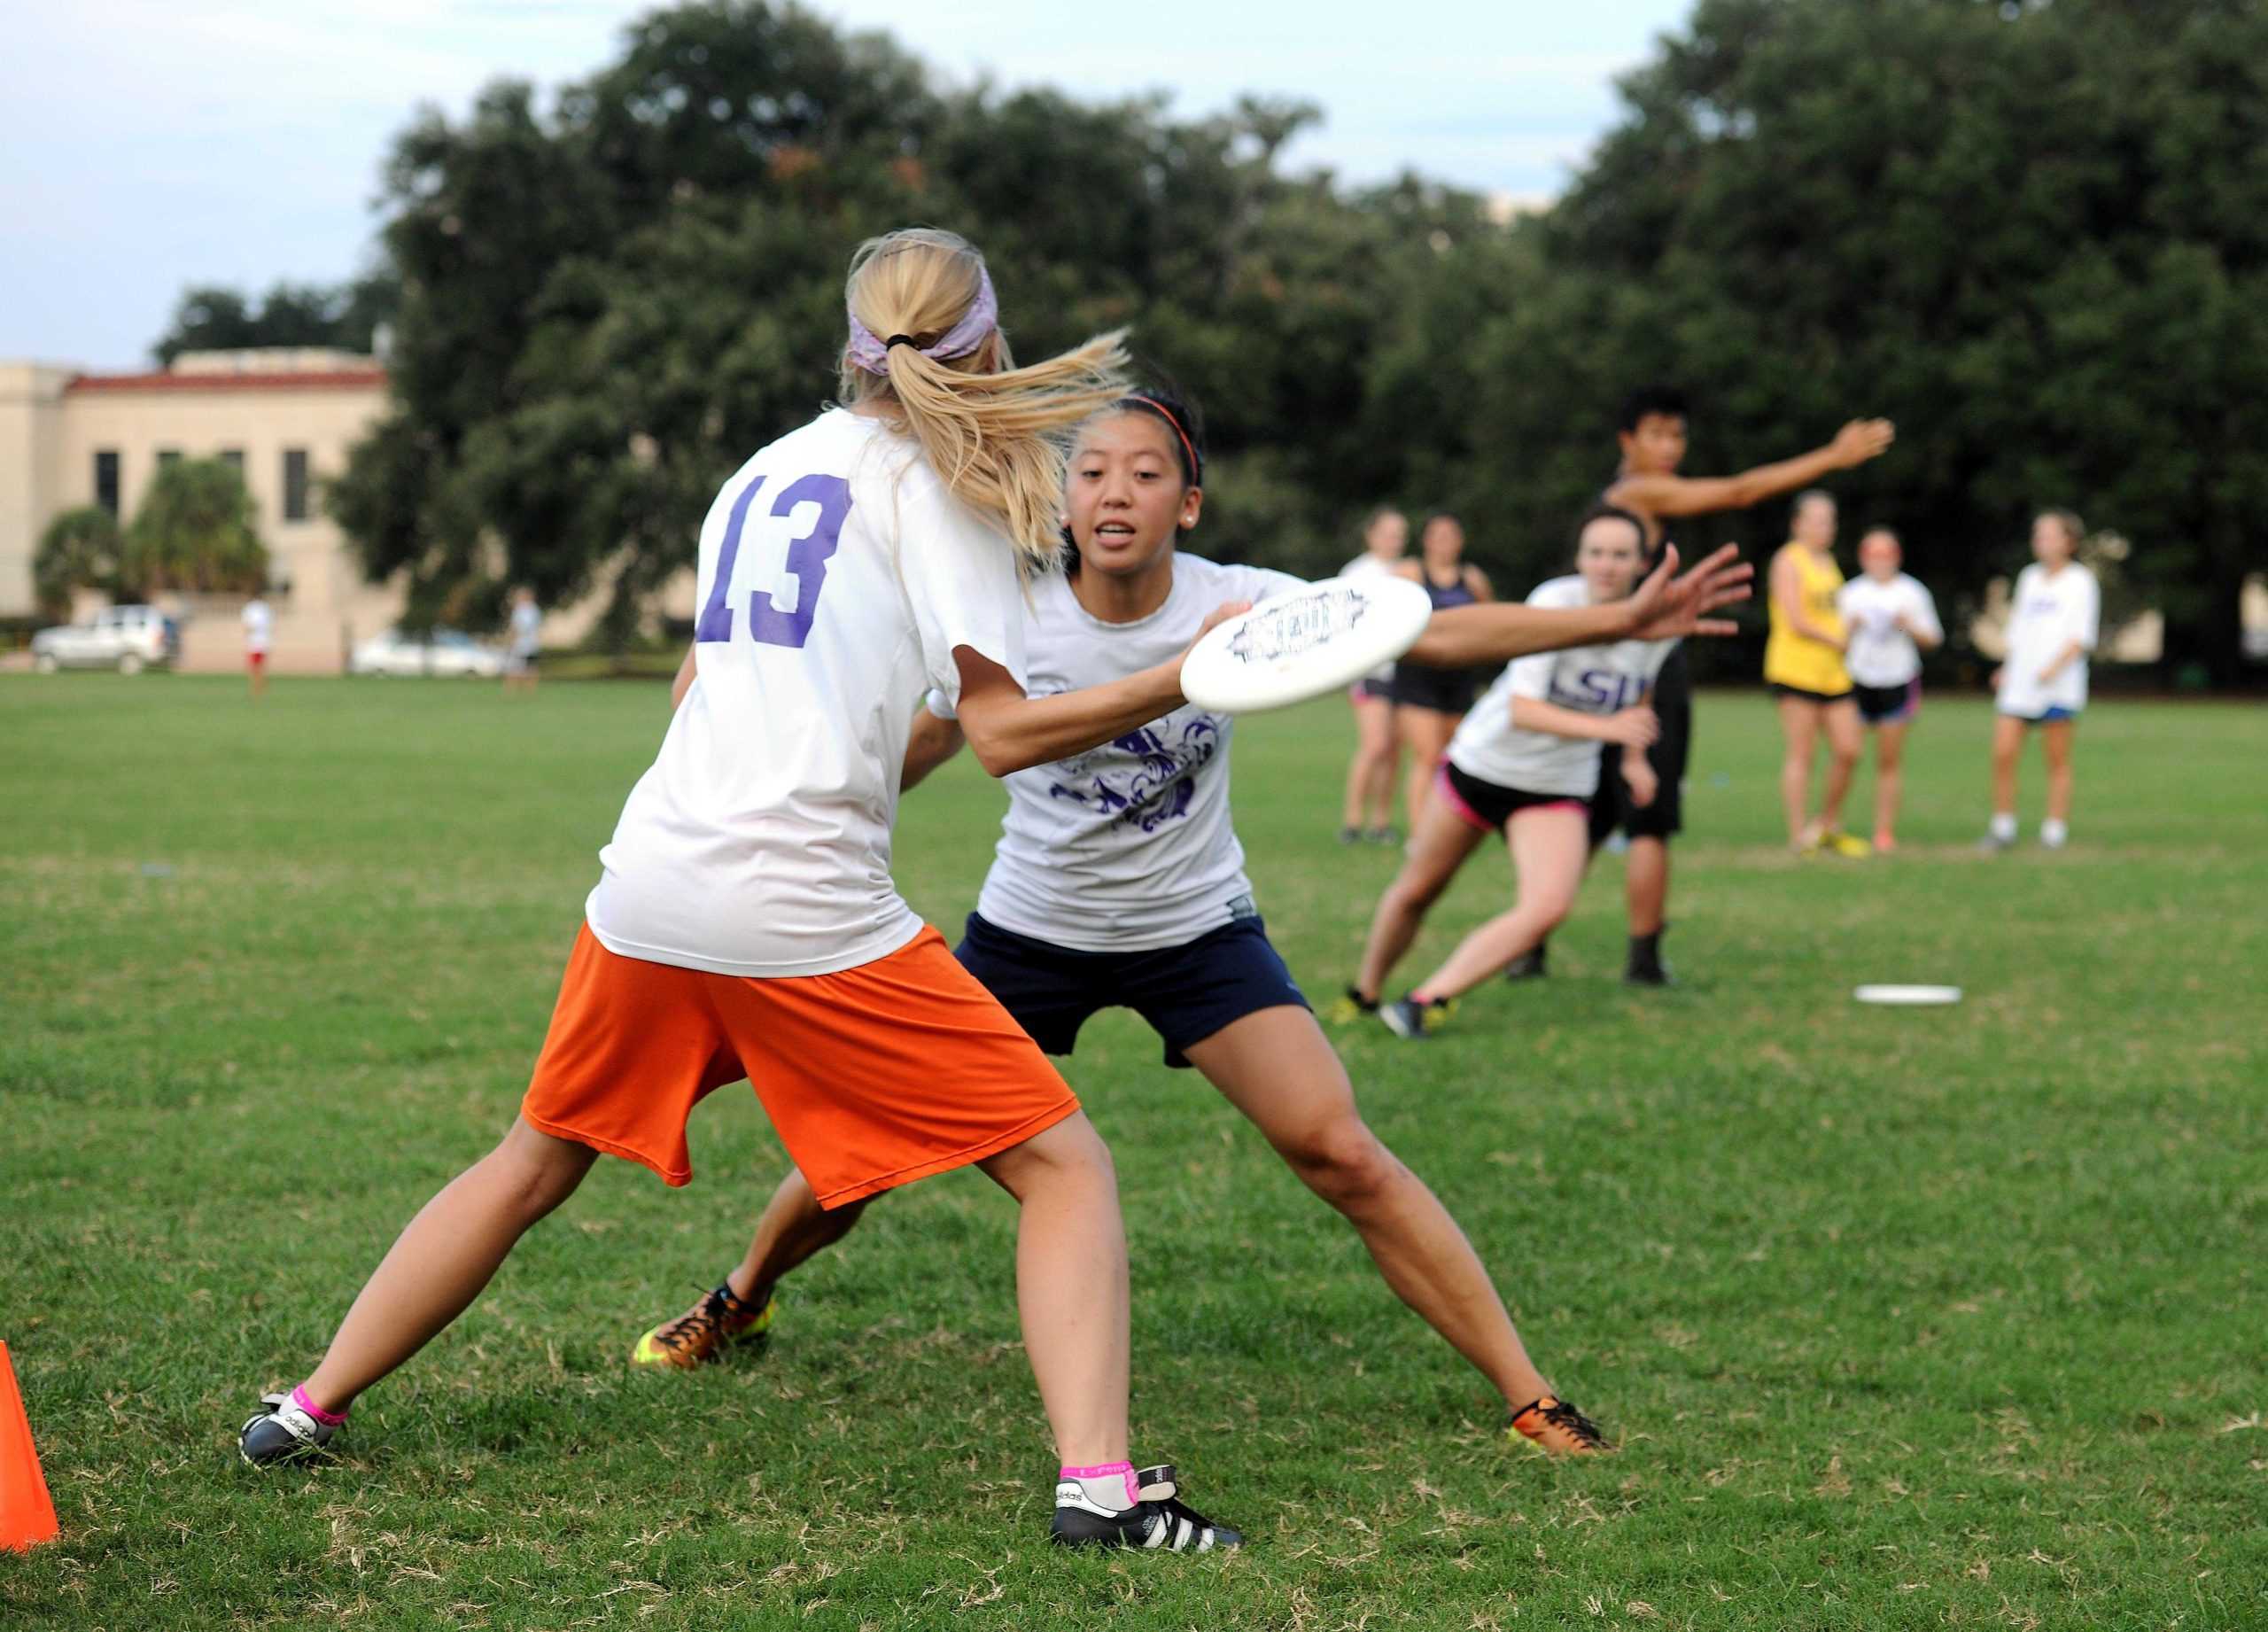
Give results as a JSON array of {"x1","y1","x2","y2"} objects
[{"x1": 237, "y1": 228, "x2": 1246, "y2": 1553}]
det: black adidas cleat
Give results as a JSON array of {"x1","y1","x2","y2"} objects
[
  {"x1": 239, "y1": 1392, "x2": 338, "y2": 1466},
  {"x1": 1052, "y1": 1465, "x2": 1242, "y2": 1552}
]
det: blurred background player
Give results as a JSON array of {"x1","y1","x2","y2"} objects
[
  {"x1": 621, "y1": 391, "x2": 1750, "y2": 1457},
  {"x1": 1837, "y1": 527, "x2": 1942, "y2": 851},
  {"x1": 235, "y1": 228, "x2": 1247, "y2": 1555},
  {"x1": 1766, "y1": 491, "x2": 1870, "y2": 856},
  {"x1": 1339, "y1": 506, "x2": 1410, "y2": 844},
  {"x1": 241, "y1": 593, "x2": 271, "y2": 700},
  {"x1": 1984, "y1": 509, "x2": 2100, "y2": 851},
  {"x1": 1388, "y1": 513, "x2": 1494, "y2": 834},
  {"x1": 1348, "y1": 506, "x2": 1679, "y2": 1037},
  {"x1": 1512, "y1": 388, "x2": 1895, "y2": 984},
  {"x1": 504, "y1": 587, "x2": 542, "y2": 696}
]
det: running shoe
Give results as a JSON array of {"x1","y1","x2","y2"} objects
[
  {"x1": 1379, "y1": 994, "x2": 1454, "y2": 1040},
  {"x1": 1327, "y1": 986, "x2": 1379, "y2": 1025},
  {"x1": 1508, "y1": 1395, "x2": 1612, "y2": 1456},
  {"x1": 239, "y1": 1392, "x2": 338, "y2": 1466},
  {"x1": 1337, "y1": 825, "x2": 1363, "y2": 846},
  {"x1": 1623, "y1": 954, "x2": 1674, "y2": 988},
  {"x1": 1502, "y1": 946, "x2": 1549, "y2": 982},
  {"x1": 1872, "y1": 830, "x2": 1898, "y2": 854},
  {"x1": 1820, "y1": 828, "x2": 1873, "y2": 859},
  {"x1": 1052, "y1": 1464, "x2": 1243, "y2": 1551},
  {"x1": 632, "y1": 1282, "x2": 776, "y2": 1370},
  {"x1": 1977, "y1": 830, "x2": 2015, "y2": 854},
  {"x1": 1364, "y1": 825, "x2": 1401, "y2": 846}
]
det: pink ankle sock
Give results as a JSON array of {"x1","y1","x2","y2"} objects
[
  {"x1": 291, "y1": 1384, "x2": 348, "y2": 1426},
  {"x1": 1060, "y1": 1460, "x2": 1138, "y2": 1508}
]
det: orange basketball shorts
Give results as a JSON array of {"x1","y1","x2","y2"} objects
[{"x1": 520, "y1": 924, "x2": 1080, "y2": 1208}]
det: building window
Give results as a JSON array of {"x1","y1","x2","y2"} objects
[
  {"x1": 157, "y1": 447, "x2": 183, "y2": 469},
  {"x1": 220, "y1": 448, "x2": 245, "y2": 474},
  {"x1": 283, "y1": 448, "x2": 310, "y2": 522},
  {"x1": 94, "y1": 450, "x2": 120, "y2": 516}
]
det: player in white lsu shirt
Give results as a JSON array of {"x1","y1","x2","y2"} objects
[
  {"x1": 1349, "y1": 506, "x2": 1679, "y2": 1035},
  {"x1": 1985, "y1": 509, "x2": 2100, "y2": 851},
  {"x1": 1836, "y1": 526, "x2": 1943, "y2": 852}
]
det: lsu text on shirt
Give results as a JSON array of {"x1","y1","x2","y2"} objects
[
  {"x1": 931, "y1": 554, "x2": 1304, "y2": 953},
  {"x1": 1997, "y1": 562, "x2": 2100, "y2": 717},
  {"x1": 1448, "y1": 575, "x2": 1676, "y2": 798},
  {"x1": 587, "y1": 408, "x2": 1026, "y2": 977},
  {"x1": 1837, "y1": 571, "x2": 1942, "y2": 689}
]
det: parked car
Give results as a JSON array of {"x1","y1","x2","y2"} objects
[
  {"x1": 349, "y1": 627, "x2": 508, "y2": 678},
  {"x1": 31, "y1": 605, "x2": 180, "y2": 673}
]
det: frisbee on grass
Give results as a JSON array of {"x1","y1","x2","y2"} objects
[
  {"x1": 1181, "y1": 575, "x2": 1433, "y2": 715},
  {"x1": 1853, "y1": 984, "x2": 1963, "y2": 1006}
]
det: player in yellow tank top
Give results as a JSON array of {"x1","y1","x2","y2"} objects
[{"x1": 1767, "y1": 492, "x2": 1869, "y2": 856}]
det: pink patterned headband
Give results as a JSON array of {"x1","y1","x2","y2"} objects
[{"x1": 844, "y1": 266, "x2": 998, "y2": 376}]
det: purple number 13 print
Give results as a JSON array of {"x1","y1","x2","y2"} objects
[{"x1": 695, "y1": 472, "x2": 854, "y2": 649}]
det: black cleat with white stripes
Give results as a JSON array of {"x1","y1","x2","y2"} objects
[{"x1": 1051, "y1": 1464, "x2": 1242, "y2": 1551}]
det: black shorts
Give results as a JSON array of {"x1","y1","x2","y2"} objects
[
  {"x1": 1438, "y1": 761, "x2": 1588, "y2": 833},
  {"x1": 1852, "y1": 679, "x2": 1920, "y2": 724},
  {"x1": 1352, "y1": 674, "x2": 1394, "y2": 703},
  {"x1": 1770, "y1": 681, "x2": 1852, "y2": 705},
  {"x1": 953, "y1": 911, "x2": 1309, "y2": 1071},
  {"x1": 1391, "y1": 660, "x2": 1480, "y2": 717},
  {"x1": 1591, "y1": 644, "x2": 1689, "y2": 842}
]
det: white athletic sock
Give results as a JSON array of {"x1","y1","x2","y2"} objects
[
  {"x1": 2040, "y1": 819, "x2": 2069, "y2": 848},
  {"x1": 1989, "y1": 812, "x2": 2017, "y2": 842}
]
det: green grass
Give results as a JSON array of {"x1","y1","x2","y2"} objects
[{"x1": 3, "y1": 674, "x2": 2264, "y2": 1630}]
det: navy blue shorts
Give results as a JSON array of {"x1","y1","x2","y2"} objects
[{"x1": 954, "y1": 912, "x2": 1309, "y2": 1070}]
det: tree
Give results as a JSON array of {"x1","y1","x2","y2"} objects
[
  {"x1": 33, "y1": 507, "x2": 124, "y2": 617},
  {"x1": 122, "y1": 460, "x2": 268, "y2": 596},
  {"x1": 151, "y1": 275, "x2": 399, "y2": 366},
  {"x1": 1466, "y1": 0, "x2": 2268, "y2": 683}
]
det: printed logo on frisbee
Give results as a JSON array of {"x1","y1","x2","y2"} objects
[{"x1": 1224, "y1": 584, "x2": 1376, "y2": 668}]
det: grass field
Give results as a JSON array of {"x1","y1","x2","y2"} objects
[{"x1": 3, "y1": 674, "x2": 2264, "y2": 1630}]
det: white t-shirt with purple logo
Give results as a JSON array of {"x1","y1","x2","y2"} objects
[
  {"x1": 1837, "y1": 571, "x2": 1941, "y2": 689},
  {"x1": 587, "y1": 409, "x2": 1028, "y2": 978},
  {"x1": 931, "y1": 553, "x2": 1303, "y2": 953},
  {"x1": 1448, "y1": 575, "x2": 1676, "y2": 798}
]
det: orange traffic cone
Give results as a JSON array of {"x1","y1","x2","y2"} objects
[{"x1": 0, "y1": 1341, "x2": 60, "y2": 1550}]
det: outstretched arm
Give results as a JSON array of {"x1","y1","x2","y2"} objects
[
  {"x1": 1403, "y1": 543, "x2": 1751, "y2": 669},
  {"x1": 1611, "y1": 419, "x2": 1894, "y2": 519},
  {"x1": 950, "y1": 601, "x2": 1250, "y2": 778}
]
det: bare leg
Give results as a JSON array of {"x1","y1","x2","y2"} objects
[
  {"x1": 1777, "y1": 696, "x2": 1821, "y2": 845},
  {"x1": 1398, "y1": 707, "x2": 1459, "y2": 835},
  {"x1": 1368, "y1": 701, "x2": 1404, "y2": 829},
  {"x1": 1184, "y1": 1008, "x2": 1550, "y2": 1408},
  {"x1": 725, "y1": 1168, "x2": 871, "y2": 1303},
  {"x1": 2041, "y1": 719, "x2": 2077, "y2": 823},
  {"x1": 975, "y1": 1113, "x2": 1128, "y2": 1466},
  {"x1": 1872, "y1": 721, "x2": 1908, "y2": 843},
  {"x1": 1990, "y1": 714, "x2": 2027, "y2": 820},
  {"x1": 301, "y1": 1117, "x2": 597, "y2": 1411},
  {"x1": 1353, "y1": 798, "x2": 1490, "y2": 1002},
  {"x1": 1624, "y1": 835, "x2": 1669, "y2": 936},
  {"x1": 1410, "y1": 806, "x2": 1588, "y2": 1002},
  {"x1": 1342, "y1": 694, "x2": 1394, "y2": 830},
  {"x1": 1817, "y1": 698, "x2": 1865, "y2": 832}
]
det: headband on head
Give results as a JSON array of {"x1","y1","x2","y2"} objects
[
  {"x1": 845, "y1": 266, "x2": 999, "y2": 377},
  {"x1": 1122, "y1": 394, "x2": 1202, "y2": 487}
]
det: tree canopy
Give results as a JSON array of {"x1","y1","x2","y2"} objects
[
  {"x1": 167, "y1": 0, "x2": 2263, "y2": 680},
  {"x1": 151, "y1": 276, "x2": 397, "y2": 367}
]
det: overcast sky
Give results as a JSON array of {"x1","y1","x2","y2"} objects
[{"x1": 0, "y1": 1, "x2": 1690, "y2": 369}]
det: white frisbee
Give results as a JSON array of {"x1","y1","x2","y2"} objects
[
  {"x1": 1180, "y1": 574, "x2": 1433, "y2": 715},
  {"x1": 1853, "y1": 984, "x2": 1963, "y2": 1006}
]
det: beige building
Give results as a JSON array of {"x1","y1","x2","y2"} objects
[{"x1": 1, "y1": 349, "x2": 403, "y2": 670}]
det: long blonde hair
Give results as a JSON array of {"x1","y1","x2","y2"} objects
[{"x1": 838, "y1": 229, "x2": 1127, "y2": 573}]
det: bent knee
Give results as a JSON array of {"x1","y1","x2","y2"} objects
[{"x1": 1285, "y1": 1120, "x2": 1398, "y2": 1208}]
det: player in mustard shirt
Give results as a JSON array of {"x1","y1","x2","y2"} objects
[{"x1": 1766, "y1": 491, "x2": 1868, "y2": 856}]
